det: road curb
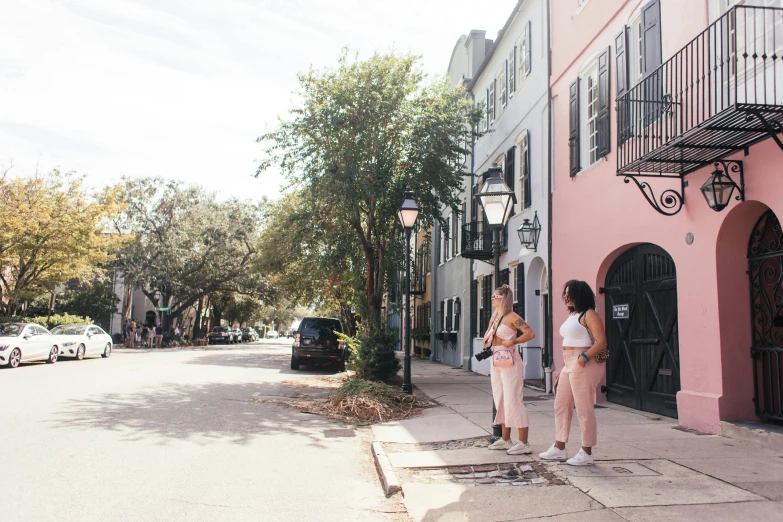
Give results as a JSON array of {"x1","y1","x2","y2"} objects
[{"x1": 372, "y1": 441, "x2": 401, "y2": 498}]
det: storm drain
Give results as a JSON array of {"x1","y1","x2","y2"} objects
[{"x1": 399, "y1": 461, "x2": 567, "y2": 487}]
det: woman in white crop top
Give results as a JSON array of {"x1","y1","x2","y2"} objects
[
  {"x1": 539, "y1": 280, "x2": 607, "y2": 467},
  {"x1": 481, "y1": 284, "x2": 536, "y2": 455}
]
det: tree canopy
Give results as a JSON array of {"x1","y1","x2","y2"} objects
[{"x1": 257, "y1": 50, "x2": 480, "y2": 324}]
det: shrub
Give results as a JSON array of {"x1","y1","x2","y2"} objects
[
  {"x1": 337, "y1": 326, "x2": 401, "y2": 382},
  {"x1": 112, "y1": 333, "x2": 124, "y2": 344},
  {"x1": 413, "y1": 345, "x2": 422, "y2": 356},
  {"x1": 422, "y1": 347, "x2": 431, "y2": 358}
]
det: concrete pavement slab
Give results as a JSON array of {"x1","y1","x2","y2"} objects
[
  {"x1": 629, "y1": 436, "x2": 782, "y2": 459},
  {"x1": 522, "y1": 508, "x2": 628, "y2": 522},
  {"x1": 613, "y1": 501, "x2": 783, "y2": 521},
  {"x1": 599, "y1": 423, "x2": 717, "y2": 441},
  {"x1": 673, "y1": 456, "x2": 783, "y2": 483},
  {"x1": 566, "y1": 459, "x2": 765, "y2": 508},
  {"x1": 450, "y1": 404, "x2": 495, "y2": 414},
  {"x1": 372, "y1": 412, "x2": 488, "y2": 443},
  {"x1": 732, "y1": 481, "x2": 783, "y2": 501},
  {"x1": 401, "y1": 483, "x2": 601, "y2": 522},
  {"x1": 560, "y1": 461, "x2": 660, "y2": 477},
  {"x1": 388, "y1": 447, "x2": 533, "y2": 468}
]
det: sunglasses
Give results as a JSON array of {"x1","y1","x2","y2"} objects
[{"x1": 491, "y1": 294, "x2": 502, "y2": 299}]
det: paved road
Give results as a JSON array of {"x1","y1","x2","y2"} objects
[{"x1": 0, "y1": 340, "x2": 405, "y2": 521}]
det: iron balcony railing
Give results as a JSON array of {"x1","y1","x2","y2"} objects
[
  {"x1": 617, "y1": 6, "x2": 783, "y2": 176},
  {"x1": 460, "y1": 221, "x2": 507, "y2": 260}
]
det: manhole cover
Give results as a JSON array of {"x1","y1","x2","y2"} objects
[{"x1": 323, "y1": 429, "x2": 355, "y2": 438}]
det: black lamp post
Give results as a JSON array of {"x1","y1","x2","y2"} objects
[
  {"x1": 700, "y1": 160, "x2": 745, "y2": 212},
  {"x1": 517, "y1": 211, "x2": 542, "y2": 252},
  {"x1": 398, "y1": 187, "x2": 420, "y2": 395},
  {"x1": 475, "y1": 165, "x2": 516, "y2": 438}
]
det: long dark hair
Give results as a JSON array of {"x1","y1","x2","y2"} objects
[{"x1": 562, "y1": 280, "x2": 596, "y2": 316}]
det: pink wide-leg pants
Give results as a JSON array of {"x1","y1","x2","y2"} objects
[
  {"x1": 490, "y1": 349, "x2": 529, "y2": 428},
  {"x1": 554, "y1": 350, "x2": 605, "y2": 447}
]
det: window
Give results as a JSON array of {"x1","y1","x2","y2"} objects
[
  {"x1": 511, "y1": 265, "x2": 519, "y2": 305},
  {"x1": 584, "y1": 65, "x2": 600, "y2": 167},
  {"x1": 488, "y1": 80, "x2": 496, "y2": 122},
  {"x1": 459, "y1": 202, "x2": 466, "y2": 255},
  {"x1": 446, "y1": 299, "x2": 453, "y2": 331},
  {"x1": 518, "y1": 21, "x2": 532, "y2": 81},
  {"x1": 439, "y1": 225, "x2": 445, "y2": 264},
  {"x1": 518, "y1": 130, "x2": 531, "y2": 209},
  {"x1": 508, "y1": 47, "x2": 516, "y2": 95},
  {"x1": 453, "y1": 297, "x2": 460, "y2": 331},
  {"x1": 451, "y1": 212, "x2": 458, "y2": 257},
  {"x1": 478, "y1": 98, "x2": 487, "y2": 133},
  {"x1": 499, "y1": 62, "x2": 508, "y2": 108},
  {"x1": 446, "y1": 215, "x2": 453, "y2": 260},
  {"x1": 477, "y1": 276, "x2": 484, "y2": 335},
  {"x1": 443, "y1": 299, "x2": 449, "y2": 331}
]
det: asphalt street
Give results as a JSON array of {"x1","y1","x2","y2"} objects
[{"x1": 0, "y1": 339, "x2": 405, "y2": 522}]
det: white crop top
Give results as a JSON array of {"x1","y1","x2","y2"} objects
[{"x1": 559, "y1": 314, "x2": 592, "y2": 347}]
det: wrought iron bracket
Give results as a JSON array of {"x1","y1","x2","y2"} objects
[
  {"x1": 748, "y1": 110, "x2": 783, "y2": 152},
  {"x1": 713, "y1": 159, "x2": 745, "y2": 203},
  {"x1": 623, "y1": 175, "x2": 686, "y2": 216}
]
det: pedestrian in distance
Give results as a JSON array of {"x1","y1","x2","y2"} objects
[
  {"x1": 134, "y1": 322, "x2": 142, "y2": 347},
  {"x1": 154, "y1": 323, "x2": 163, "y2": 348},
  {"x1": 539, "y1": 280, "x2": 608, "y2": 466},
  {"x1": 482, "y1": 284, "x2": 536, "y2": 455}
]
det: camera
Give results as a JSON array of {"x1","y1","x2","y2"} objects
[{"x1": 475, "y1": 345, "x2": 493, "y2": 362}]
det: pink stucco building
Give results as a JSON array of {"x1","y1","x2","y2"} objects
[{"x1": 551, "y1": 0, "x2": 783, "y2": 433}]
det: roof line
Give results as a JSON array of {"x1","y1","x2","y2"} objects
[{"x1": 467, "y1": 0, "x2": 525, "y2": 92}]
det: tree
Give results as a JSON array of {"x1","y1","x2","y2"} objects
[
  {"x1": 58, "y1": 280, "x2": 120, "y2": 322},
  {"x1": 112, "y1": 177, "x2": 272, "y2": 330},
  {"x1": 257, "y1": 50, "x2": 480, "y2": 325},
  {"x1": 0, "y1": 170, "x2": 122, "y2": 315}
]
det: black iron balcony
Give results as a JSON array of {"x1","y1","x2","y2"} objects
[
  {"x1": 460, "y1": 221, "x2": 507, "y2": 261},
  {"x1": 617, "y1": 6, "x2": 783, "y2": 214}
]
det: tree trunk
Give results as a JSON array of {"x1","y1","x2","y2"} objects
[
  {"x1": 121, "y1": 279, "x2": 133, "y2": 323},
  {"x1": 194, "y1": 296, "x2": 204, "y2": 339}
]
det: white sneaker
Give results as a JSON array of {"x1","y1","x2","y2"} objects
[
  {"x1": 506, "y1": 442, "x2": 532, "y2": 455},
  {"x1": 566, "y1": 448, "x2": 594, "y2": 466},
  {"x1": 488, "y1": 438, "x2": 512, "y2": 450},
  {"x1": 538, "y1": 444, "x2": 567, "y2": 460}
]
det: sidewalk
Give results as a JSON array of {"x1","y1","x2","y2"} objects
[{"x1": 371, "y1": 358, "x2": 783, "y2": 521}]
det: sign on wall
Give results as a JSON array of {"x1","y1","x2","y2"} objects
[{"x1": 612, "y1": 304, "x2": 629, "y2": 319}]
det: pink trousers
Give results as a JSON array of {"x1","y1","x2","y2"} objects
[
  {"x1": 554, "y1": 351, "x2": 605, "y2": 447},
  {"x1": 490, "y1": 349, "x2": 529, "y2": 428}
]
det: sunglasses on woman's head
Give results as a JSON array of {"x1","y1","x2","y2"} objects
[{"x1": 491, "y1": 294, "x2": 502, "y2": 299}]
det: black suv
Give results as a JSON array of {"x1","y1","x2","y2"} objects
[
  {"x1": 208, "y1": 326, "x2": 231, "y2": 345},
  {"x1": 291, "y1": 317, "x2": 346, "y2": 371}
]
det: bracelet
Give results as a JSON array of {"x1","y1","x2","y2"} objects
[{"x1": 580, "y1": 352, "x2": 590, "y2": 363}]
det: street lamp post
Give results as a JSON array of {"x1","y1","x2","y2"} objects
[
  {"x1": 475, "y1": 165, "x2": 516, "y2": 439},
  {"x1": 397, "y1": 187, "x2": 420, "y2": 395}
]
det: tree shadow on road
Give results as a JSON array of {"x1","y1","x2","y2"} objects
[
  {"x1": 186, "y1": 351, "x2": 345, "y2": 377},
  {"x1": 48, "y1": 379, "x2": 352, "y2": 448}
]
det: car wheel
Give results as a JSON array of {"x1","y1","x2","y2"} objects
[
  {"x1": 290, "y1": 353, "x2": 300, "y2": 370},
  {"x1": 76, "y1": 344, "x2": 86, "y2": 360},
  {"x1": 102, "y1": 344, "x2": 111, "y2": 358},
  {"x1": 46, "y1": 346, "x2": 58, "y2": 364},
  {"x1": 8, "y1": 348, "x2": 21, "y2": 368}
]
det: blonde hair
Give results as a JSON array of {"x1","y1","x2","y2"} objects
[{"x1": 494, "y1": 285, "x2": 514, "y2": 316}]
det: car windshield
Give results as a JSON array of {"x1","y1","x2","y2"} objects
[
  {"x1": 51, "y1": 325, "x2": 87, "y2": 335},
  {"x1": 300, "y1": 319, "x2": 342, "y2": 339},
  {"x1": 211, "y1": 327, "x2": 227, "y2": 333},
  {"x1": 0, "y1": 324, "x2": 23, "y2": 336}
]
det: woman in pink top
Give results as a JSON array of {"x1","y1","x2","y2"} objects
[{"x1": 482, "y1": 284, "x2": 536, "y2": 455}]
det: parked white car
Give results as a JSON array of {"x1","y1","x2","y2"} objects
[
  {"x1": 266, "y1": 330, "x2": 279, "y2": 339},
  {"x1": 0, "y1": 323, "x2": 60, "y2": 368},
  {"x1": 51, "y1": 324, "x2": 112, "y2": 360}
]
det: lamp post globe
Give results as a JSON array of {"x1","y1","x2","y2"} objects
[
  {"x1": 476, "y1": 166, "x2": 515, "y2": 230},
  {"x1": 398, "y1": 187, "x2": 420, "y2": 395},
  {"x1": 700, "y1": 168, "x2": 736, "y2": 212}
]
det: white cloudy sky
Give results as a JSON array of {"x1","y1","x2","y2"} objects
[{"x1": 0, "y1": 0, "x2": 516, "y2": 201}]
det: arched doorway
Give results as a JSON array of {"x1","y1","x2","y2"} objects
[
  {"x1": 748, "y1": 209, "x2": 783, "y2": 421},
  {"x1": 603, "y1": 244, "x2": 681, "y2": 417}
]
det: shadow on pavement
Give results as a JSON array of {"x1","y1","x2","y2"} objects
[
  {"x1": 186, "y1": 351, "x2": 345, "y2": 376},
  {"x1": 48, "y1": 379, "x2": 345, "y2": 448}
]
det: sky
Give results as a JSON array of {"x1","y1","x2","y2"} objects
[{"x1": 0, "y1": 0, "x2": 518, "y2": 201}]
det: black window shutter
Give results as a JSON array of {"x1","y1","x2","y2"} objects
[
  {"x1": 515, "y1": 263, "x2": 525, "y2": 318},
  {"x1": 499, "y1": 268, "x2": 510, "y2": 288},
  {"x1": 642, "y1": 0, "x2": 662, "y2": 125},
  {"x1": 460, "y1": 202, "x2": 466, "y2": 253},
  {"x1": 523, "y1": 131, "x2": 531, "y2": 209},
  {"x1": 446, "y1": 299, "x2": 453, "y2": 331},
  {"x1": 470, "y1": 279, "x2": 478, "y2": 338},
  {"x1": 505, "y1": 146, "x2": 516, "y2": 216},
  {"x1": 486, "y1": 88, "x2": 490, "y2": 129},
  {"x1": 616, "y1": 26, "x2": 631, "y2": 146},
  {"x1": 569, "y1": 79, "x2": 580, "y2": 176},
  {"x1": 597, "y1": 47, "x2": 611, "y2": 158},
  {"x1": 438, "y1": 305, "x2": 444, "y2": 333}
]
